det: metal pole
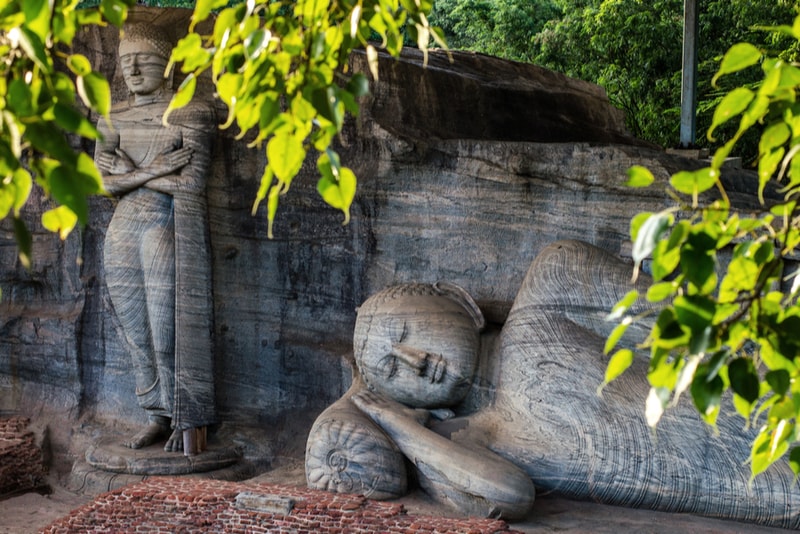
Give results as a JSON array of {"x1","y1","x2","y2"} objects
[{"x1": 679, "y1": 0, "x2": 698, "y2": 148}]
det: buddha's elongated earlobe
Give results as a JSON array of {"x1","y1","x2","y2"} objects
[{"x1": 433, "y1": 281, "x2": 486, "y2": 332}]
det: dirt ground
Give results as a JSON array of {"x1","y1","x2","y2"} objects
[{"x1": 0, "y1": 461, "x2": 794, "y2": 534}]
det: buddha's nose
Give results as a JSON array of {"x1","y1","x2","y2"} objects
[{"x1": 391, "y1": 343, "x2": 446, "y2": 383}]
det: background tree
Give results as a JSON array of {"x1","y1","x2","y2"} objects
[
  {"x1": 535, "y1": 0, "x2": 798, "y2": 158},
  {"x1": 428, "y1": 0, "x2": 559, "y2": 63}
]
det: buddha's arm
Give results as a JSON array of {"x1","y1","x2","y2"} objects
[
  {"x1": 146, "y1": 109, "x2": 214, "y2": 195},
  {"x1": 351, "y1": 391, "x2": 535, "y2": 521}
]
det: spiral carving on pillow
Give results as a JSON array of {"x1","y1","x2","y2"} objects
[{"x1": 305, "y1": 416, "x2": 407, "y2": 500}]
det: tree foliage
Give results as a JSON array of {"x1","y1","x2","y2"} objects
[
  {"x1": 167, "y1": 0, "x2": 443, "y2": 237},
  {"x1": 0, "y1": 0, "x2": 135, "y2": 267},
  {"x1": 1, "y1": 0, "x2": 441, "y2": 261},
  {"x1": 603, "y1": 15, "x2": 800, "y2": 479},
  {"x1": 428, "y1": 0, "x2": 559, "y2": 63}
]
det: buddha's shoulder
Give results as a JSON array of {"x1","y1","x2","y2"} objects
[{"x1": 166, "y1": 97, "x2": 217, "y2": 126}]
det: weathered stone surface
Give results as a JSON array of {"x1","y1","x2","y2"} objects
[{"x1": 0, "y1": 5, "x2": 770, "y2": 506}]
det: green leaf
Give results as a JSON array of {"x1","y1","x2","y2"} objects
[
  {"x1": 317, "y1": 166, "x2": 356, "y2": 224},
  {"x1": 11, "y1": 168, "x2": 32, "y2": 217},
  {"x1": 674, "y1": 294, "x2": 715, "y2": 333},
  {"x1": 49, "y1": 166, "x2": 89, "y2": 223},
  {"x1": 733, "y1": 393, "x2": 754, "y2": 421},
  {"x1": 632, "y1": 212, "x2": 672, "y2": 265},
  {"x1": 760, "y1": 122, "x2": 791, "y2": 155},
  {"x1": 670, "y1": 168, "x2": 718, "y2": 197},
  {"x1": 13, "y1": 218, "x2": 32, "y2": 269},
  {"x1": 53, "y1": 103, "x2": 101, "y2": 139},
  {"x1": 728, "y1": 358, "x2": 760, "y2": 403},
  {"x1": 713, "y1": 43, "x2": 762, "y2": 86},
  {"x1": 22, "y1": 0, "x2": 51, "y2": 41},
  {"x1": 790, "y1": 447, "x2": 800, "y2": 477},
  {"x1": 598, "y1": 348, "x2": 633, "y2": 395},
  {"x1": 346, "y1": 72, "x2": 370, "y2": 98},
  {"x1": 604, "y1": 321, "x2": 630, "y2": 355},
  {"x1": 252, "y1": 166, "x2": 274, "y2": 216},
  {"x1": 7, "y1": 79, "x2": 34, "y2": 117},
  {"x1": 708, "y1": 88, "x2": 754, "y2": 140},
  {"x1": 25, "y1": 123, "x2": 76, "y2": 165},
  {"x1": 646, "y1": 386, "x2": 670, "y2": 428},
  {"x1": 624, "y1": 165, "x2": 655, "y2": 188},
  {"x1": 99, "y1": 0, "x2": 128, "y2": 27},
  {"x1": 267, "y1": 133, "x2": 306, "y2": 185},
  {"x1": 607, "y1": 289, "x2": 638, "y2": 321},
  {"x1": 691, "y1": 369, "x2": 723, "y2": 424},
  {"x1": 77, "y1": 72, "x2": 111, "y2": 118},
  {"x1": 766, "y1": 370, "x2": 790, "y2": 396},
  {"x1": 163, "y1": 74, "x2": 197, "y2": 126},
  {"x1": 758, "y1": 149, "x2": 784, "y2": 200},
  {"x1": 647, "y1": 281, "x2": 676, "y2": 302},
  {"x1": 67, "y1": 54, "x2": 92, "y2": 76},
  {"x1": 680, "y1": 247, "x2": 716, "y2": 294},
  {"x1": 42, "y1": 205, "x2": 78, "y2": 240}
]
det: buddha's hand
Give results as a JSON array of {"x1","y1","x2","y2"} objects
[
  {"x1": 145, "y1": 146, "x2": 193, "y2": 178},
  {"x1": 96, "y1": 148, "x2": 136, "y2": 175},
  {"x1": 351, "y1": 390, "x2": 430, "y2": 428}
]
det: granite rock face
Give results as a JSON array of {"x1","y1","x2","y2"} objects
[{"x1": 0, "y1": 8, "x2": 762, "y2": 472}]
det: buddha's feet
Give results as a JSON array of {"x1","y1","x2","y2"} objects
[
  {"x1": 164, "y1": 427, "x2": 184, "y2": 453},
  {"x1": 123, "y1": 422, "x2": 170, "y2": 449}
]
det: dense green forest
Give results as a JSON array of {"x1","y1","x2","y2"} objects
[{"x1": 430, "y1": 0, "x2": 799, "y2": 157}]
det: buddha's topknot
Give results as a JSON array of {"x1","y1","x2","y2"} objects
[{"x1": 119, "y1": 23, "x2": 172, "y2": 59}]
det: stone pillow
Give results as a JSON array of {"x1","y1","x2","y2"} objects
[{"x1": 305, "y1": 397, "x2": 407, "y2": 500}]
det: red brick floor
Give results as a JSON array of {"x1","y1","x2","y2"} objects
[
  {"x1": 41, "y1": 477, "x2": 521, "y2": 533},
  {"x1": 0, "y1": 416, "x2": 45, "y2": 498}
]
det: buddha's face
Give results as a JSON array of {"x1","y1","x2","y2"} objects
[
  {"x1": 354, "y1": 291, "x2": 480, "y2": 408},
  {"x1": 119, "y1": 40, "x2": 168, "y2": 96}
]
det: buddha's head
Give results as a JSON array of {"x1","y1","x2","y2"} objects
[
  {"x1": 353, "y1": 283, "x2": 485, "y2": 408},
  {"x1": 118, "y1": 23, "x2": 172, "y2": 97}
]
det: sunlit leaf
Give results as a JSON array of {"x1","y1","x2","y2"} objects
[
  {"x1": 670, "y1": 168, "x2": 718, "y2": 197},
  {"x1": 22, "y1": 0, "x2": 51, "y2": 41},
  {"x1": 708, "y1": 88, "x2": 754, "y2": 140},
  {"x1": 100, "y1": 0, "x2": 128, "y2": 28},
  {"x1": 647, "y1": 281, "x2": 676, "y2": 302},
  {"x1": 164, "y1": 74, "x2": 197, "y2": 125},
  {"x1": 67, "y1": 54, "x2": 92, "y2": 76},
  {"x1": 267, "y1": 132, "x2": 306, "y2": 184},
  {"x1": 77, "y1": 72, "x2": 111, "y2": 117},
  {"x1": 624, "y1": 165, "x2": 655, "y2": 188},
  {"x1": 646, "y1": 386, "x2": 669, "y2": 428},
  {"x1": 632, "y1": 212, "x2": 672, "y2": 265},
  {"x1": 607, "y1": 290, "x2": 638, "y2": 321},
  {"x1": 598, "y1": 348, "x2": 634, "y2": 396},
  {"x1": 317, "y1": 166, "x2": 356, "y2": 224},
  {"x1": 42, "y1": 205, "x2": 78, "y2": 240},
  {"x1": 604, "y1": 320, "x2": 631, "y2": 355},
  {"x1": 366, "y1": 44, "x2": 380, "y2": 81},
  {"x1": 713, "y1": 43, "x2": 762, "y2": 86}
]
